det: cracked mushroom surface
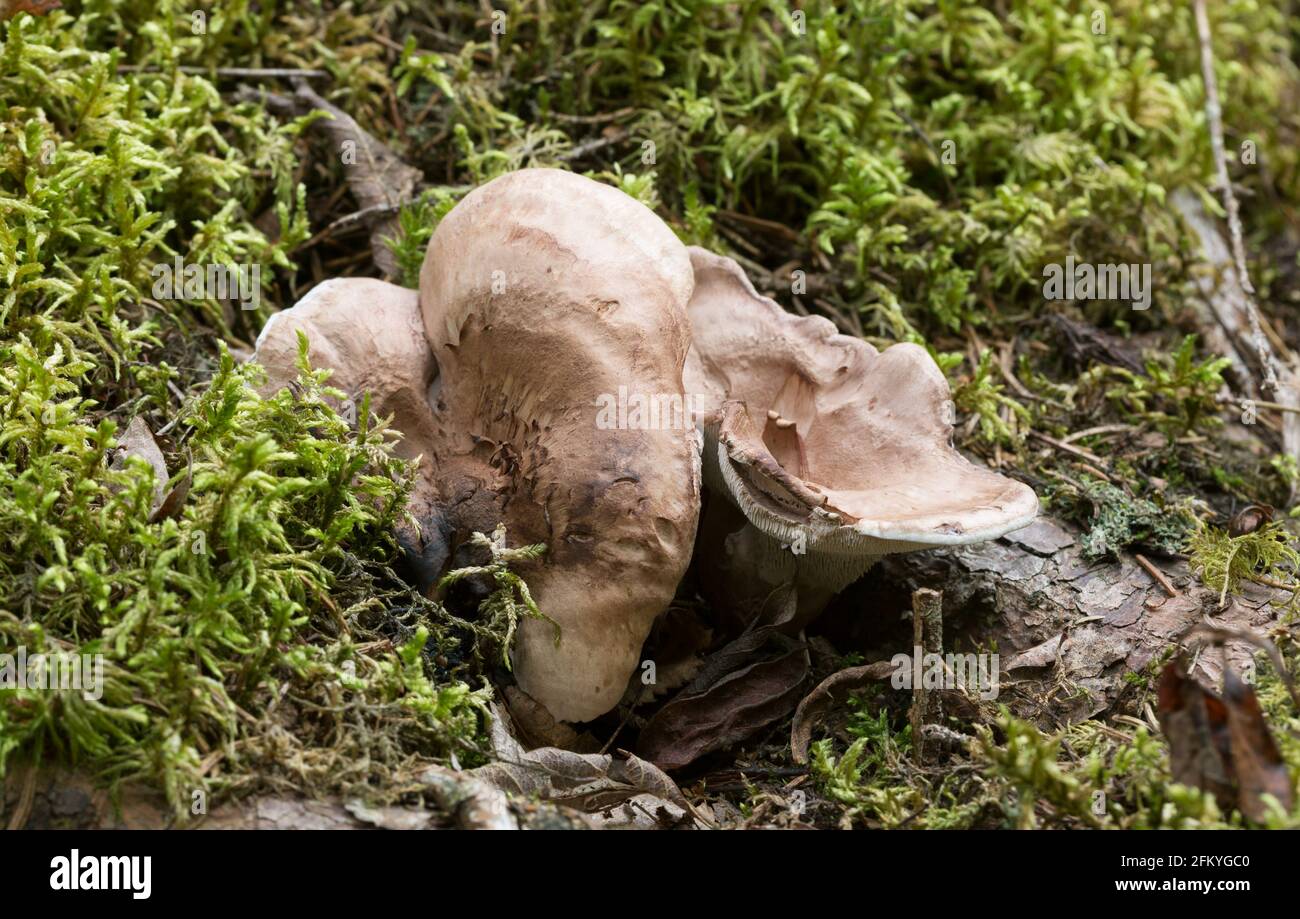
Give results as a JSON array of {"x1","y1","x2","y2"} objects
[
  {"x1": 419, "y1": 169, "x2": 702, "y2": 722},
  {"x1": 683, "y1": 247, "x2": 1039, "y2": 623}
]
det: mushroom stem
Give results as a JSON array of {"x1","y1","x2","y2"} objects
[
  {"x1": 697, "y1": 502, "x2": 877, "y2": 631},
  {"x1": 697, "y1": 427, "x2": 879, "y2": 630}
]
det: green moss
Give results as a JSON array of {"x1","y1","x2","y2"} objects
[
  {"x1": 0, "y1": 336, "x2": 498, "y2": 815},
  {"x1": 1052, "y1": 479, "x2": 1196, "y2": 559},
  {"x1": 1188, "y1": 520, "x2": 1300, "y2": 605}
]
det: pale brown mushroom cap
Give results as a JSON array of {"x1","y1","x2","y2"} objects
[
  {"x1": 420, "y1": 169, "x2": 701, "y2": 723},
  {"x1": 684, "y1": 247, "x2": 1038, "y2": 570},
  {"x1": 252, "y1": 278, "x2": 447, "y2": 581},
  {"x1": 253, "y1": 277, "x2": 436, "y2": 474}
]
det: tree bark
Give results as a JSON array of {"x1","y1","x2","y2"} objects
[{"x1": 864, "y1": 516, "x2": 1288, "y2": 726}]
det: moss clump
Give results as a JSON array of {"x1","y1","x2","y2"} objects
[
  {"x1": 809, "y1": 689, "x2": 1299, "y2": 829},
  {"x1": 1188, "y1": 521, "x2": 1300, "y2": 605},
  {"x1": 1050, "y1": 479, "x2": 1195, "y2": 560},
  {"x1": 0, "y1": 339, "x2": 496, "y2": 815}
]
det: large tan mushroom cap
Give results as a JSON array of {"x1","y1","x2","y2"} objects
[
  {"x1": 420, "y1": 169, "x2": 701, "y2": 722},
  {"x1": 684, "y1": 247, "x2": 1037, "y2": 601}
]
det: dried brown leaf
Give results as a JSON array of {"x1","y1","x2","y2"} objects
[
  {"x1": 789, "y1": 661, "x2": 896, "y2": 764},
  {"x1": 638, "y1": 644, "x2": 809, "y2": 770}
]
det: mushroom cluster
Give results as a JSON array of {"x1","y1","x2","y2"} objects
[{"x1": 255, "y1": 167, "x2": 1038, "y2": 725}]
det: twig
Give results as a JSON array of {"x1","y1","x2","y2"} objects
[
  {"x1": 5, "y1": 765, "x2": 37, "y2": 831},
  {"x1": 716, "y1": 209, "x2": 803, "y2": 244},
  {"x1": 1218, "y1": 395, "x2": 1300, "y2": 415},
  {"x1": 995, "y1": 340, "x2": 1037, "y2": 402},
  {"x1": 551, "y1": 107, "x2": 636, "y2": 125},
  {"x1": 1193, "y1": 0, "x2": 1280, "y2": 395},
  {"x1": 300, "y1": 203, "x2": 403, "y2": 252},
  {"x1": 1133, "y1": 552, "x2": 1180, "y2": 597},
  {"x1": 558, "y1": 128, "x2": 628, "y2": 163},
  {"x1": 1248, "y1": 572, "x2": 1300, "y2": 592},
  {"x1": 1028, "y1": 430, "x2": 1106, "y2": 466},
  {"x1": 1062, "y1": 423, "x2": 1134, "y2": 444},
  {"x1": 909, "y1": 588, "x2": 943, "y2": 763},
  {"x1": 118, "y1": 65, "x2": 330, "y2": 80}
]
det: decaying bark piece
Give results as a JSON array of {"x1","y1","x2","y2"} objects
[
  {"x1": 870, "y1": 516, "x2": 1289, "y2": 724},
  {"x1": 909, "y1": 588, "x2": 943, "y2": 761}
]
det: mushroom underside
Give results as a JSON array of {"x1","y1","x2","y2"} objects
[{"x1": 684, "y1": 246, "x2": 1038, "y2": 623}]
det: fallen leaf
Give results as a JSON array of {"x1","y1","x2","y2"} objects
[
  {"x1": 1156, "y1": 657, "x2": 1294, "y2": 821},
  {"x1": 790, "y1": 661, "x2": 896, "y2": 764},
  {"x1": 1005, "y1": 633, "x2": 1065, "y2": 671},
  {"x1": 1228, "y1": 504, "x2": 1274, "y2": 538},
  {"x1": 466, "y1": 705, "x2": 701, "y2": 828},
  {"x1": 1156, "y1": 659, "x2": 1234, "y2": 812},
  {"x1": 108, "y1": 417, "x2": 169, "y2": 515},
  {"x1": 637, "y1": 642, "x2": 809, "y2": 770},
  {"x1": 1222, "y1": 668, "x2": 1294, "y2": 821}
]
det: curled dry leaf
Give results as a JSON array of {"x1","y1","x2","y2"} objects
[
  {"x1": 636, "y1": 583, "x2": 805, "y2": 770},
  {"x1": 466, "y1": 705, "x2": 702, "y2": 828},
  {"x1": 789, "y1": 661, "x2": 897, "y2": 765}
]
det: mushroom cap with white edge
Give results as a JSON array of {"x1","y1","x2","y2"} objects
[{"x1": 684, "y1": 247, "x2": 1038, "y2": 582}]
